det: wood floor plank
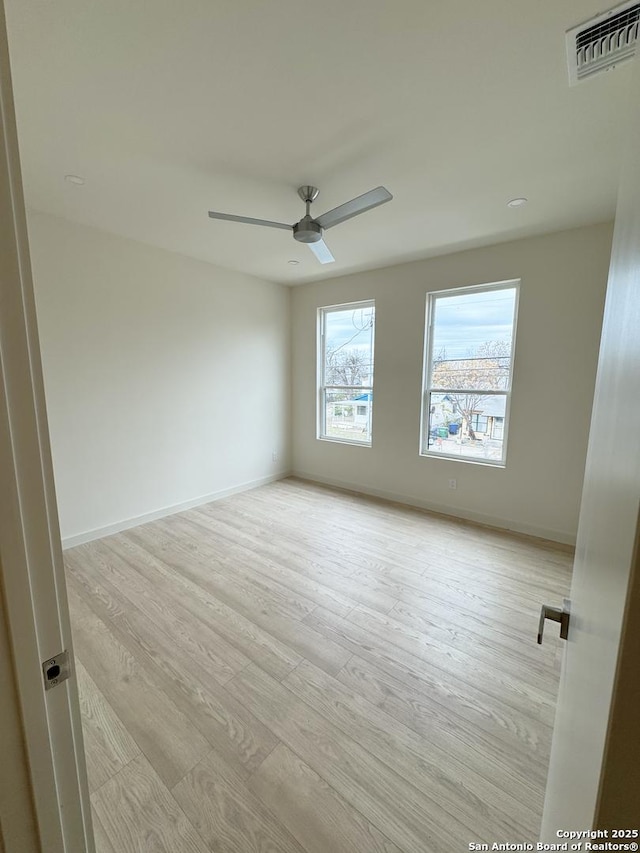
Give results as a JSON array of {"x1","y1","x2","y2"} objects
[
  {"x1": 305, "y1": 606, "x2": 554, "y2": 775},
  {"x1": 219, "y1": 480, "x2": 570, "y2": 604},
  {"x1": 271, "y1": 479, "x2": 572, "y2": 584},
  {"x1": 138, "y1": 514, "x2": 318, "y2": 623},
  {"x1": 197, "y1": 501, "x2": 361, "y2": 588},
  {"x1": 68, "y1": 545, "x2": 249, "y2": 685},
  {"x1": 238, "y1": 608, "x2": 352, "y2": 677},
  {"x1": 227, "y1": 481, "x2": 456, "y2": 570},
  {"x1": 347, "y1": 603, "x2": 558, "y2": 700},
  {"x1": 350, "y1": 555, "x2": 569, "y2": 613},
  {"x1": 91, "y1": 809, "x2": 118, "y2": 853},
  {"x1": 196, "y1": 502, "x2": 401, "y2": 615},
  {"x1": 185, "y1": 509, "x2": 358, "y2": 618},
  {"x1": 418, "y1": 551, "x2": 570, "y2": 598},
  {"x1": 389, "y1": 598, "x2": 561, "y2": 670},
  {"x1": 166, "y1": 513, "x2": 323, "y2": 619},
  {"x1": 248, "y1": 743, "x2": 404, "y2": 853},
  {"x1": 349, "y1": 567, "x2": 541, "y2": 628},
  {"x1": 388, "y1": 589, "x2": 563, "y2": 666},
  {"x1": 106, "y1": 531, "x2": 303, "y2": 680},
  {"x1": 226, "y1": 662, "x2": 463, "y2": 853},
  {"x1": 65, "y1": 479, "x2": 572, "y2": 853},
  {"x1": 337, "y1": 653, "x2": 545, "y2": 809},
  {"x1": 173, "y1": 747, "x2": 307, "y2": 853},
  {"x1": 91, "y1": 754, "x2": 209, "y2": 853},
  {"x1": 68, "y1": 584, "x2": 210, "y2": 789},
  {"x1": 282, "y1": 658, "x2": 539, "y2": 839},
  {"x1": 68, "y1": 572, "x2": 279, "y2": 778},
  {"x1": 216, "y1": 498, "x2": 415, "y2": 587},
  {"x1": 75, "y1": 659, "x2": 140, "y2": 794},
  {"x1": 313, "y1": 600, "x2": 556, "y2": 725},
  {"x1": 115, "y1": 528, "x2": 352, "y2": 678}
]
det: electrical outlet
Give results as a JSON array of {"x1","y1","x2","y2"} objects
[
  {"x1": 448, "y1": 479, "x2": 457, "y2": 490},
  {"x1": 272, "y1": 451, "x2": 278, "y2": 462}
]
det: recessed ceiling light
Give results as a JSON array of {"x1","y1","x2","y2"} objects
[
  {"x1": 287, "y1": 259, "x2": 300, "y2": 265},
  {"x1": 507, "y1": 197, "x2": 528, "y2": 208},
  {"x1": 64, "y1": 174, "x2": 85, "y2": 185}
]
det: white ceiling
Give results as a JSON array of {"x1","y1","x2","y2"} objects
[{"x1": 5, "y1": 0, "x2": 631, "y2": 285}]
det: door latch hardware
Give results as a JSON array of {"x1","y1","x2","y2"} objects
[
  {"x1": 537, "y1": 600, "x2": 570, "y2": 644},
  {"x1": 42, "y1": 650, "x2": 71, "y2": 690}
]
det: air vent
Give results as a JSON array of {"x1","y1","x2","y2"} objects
[{"x1": 566, "y1": 0, "x2": 640, "y2": 84}]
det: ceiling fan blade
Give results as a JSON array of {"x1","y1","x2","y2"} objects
[
  {"x1": 315, "y1": 186, "x2": 392, "y2": 230},
  {"x1": 208, "y1": 211, "x2": 292, "y2": 231},
  {"x1": 308, "y1": 238, "x2": 335, "y2": 265}
]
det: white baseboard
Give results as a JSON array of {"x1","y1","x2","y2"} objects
[
  {"x1": 61, "y1": 471, "x2": 291, "y2": 549},
  {"x1": 292, "y1": 470, "x2": 576, "y2": 547}
]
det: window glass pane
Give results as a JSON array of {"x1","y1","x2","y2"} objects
[
  {"x1": 324, "y1": 305, "x2": 374, "y2": 387},
  {"x1": 324, "y1": 389, "x2": 372, "y2": 442},
  {"x1": 431, "y1": 350, "x2": 511, "y2": 392},
  {"x1": 426, "y1": 392, "x2": 506, "y2": 462},
  {"x1": 431, "y1": 287, "x2": 516, "y2": 364}
]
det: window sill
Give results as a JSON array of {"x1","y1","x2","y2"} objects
[
  {"x1": 420, "y1": 450, "x2": 506, "y2": 468},
  {"x1": 318, "y1": 436, "x2": 372, "y2": 448}
]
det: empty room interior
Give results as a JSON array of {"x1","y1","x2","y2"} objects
[{"x1": 3, "y1": 0, "x2": 637, "y2": 851}]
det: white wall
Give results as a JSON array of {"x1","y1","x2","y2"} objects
[
  {"x1": 291, "y1": 223, "x2": 613, "y2": 544},
  {"x1": 28, "y1": 212, "x2": 290, "y2": 545}
]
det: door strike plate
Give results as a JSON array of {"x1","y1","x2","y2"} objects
[
  {"x1": 42, "y1": 650, "x2": 71, "y2": 690},
  {"x1": 537, "y1": 599, "x2": 571, "y2": 644}
]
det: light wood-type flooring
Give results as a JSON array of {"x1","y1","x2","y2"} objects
[{"x1": 65, "y1": 478, "x2": 573, "y2": 853}]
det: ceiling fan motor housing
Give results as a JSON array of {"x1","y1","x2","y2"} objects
[{"x1": 293, "y1": 216, "x2": 323, "y2": 243}]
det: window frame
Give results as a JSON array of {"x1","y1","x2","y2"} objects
[
  {"x1": 317, "y1": 299, "x2": 375, "y2": 447},
  {"x1": 420, "y1": 280, "x2": 520, "y2": 467}
]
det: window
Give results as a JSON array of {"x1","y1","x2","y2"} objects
[
  {"x1": 318, "y1": 301, "x2": 375, "y2": 445},
  {"x1": 421, "y1": 281, "x2": 518, "y2": 465},
  {"x1": 491, "y1": 417, "x2": 505, "y2": 441},
  {"x1": 470, "y1": 414, "x2": 488, "y2": 434}
]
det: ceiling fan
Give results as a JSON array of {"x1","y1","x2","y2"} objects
[{"x1": 208, "y1": 184, "x2": 393, "y2": 265}]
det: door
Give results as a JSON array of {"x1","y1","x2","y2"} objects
[
  {"x1": 540, "y1": 55, "x2": 640, "y2": 835},
  {"x1": 0, "y1": 1, "x2": 93, "y2": 850}
]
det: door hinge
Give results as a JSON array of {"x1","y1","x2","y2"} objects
[{"x1": 42, "y1": 650, "x2": 71, "y2": 691}]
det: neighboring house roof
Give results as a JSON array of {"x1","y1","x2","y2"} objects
[
  {"x1": 472, "y1": 396, "x2": 506, "y2": 417},
  {"x1": 331, "y1": 393, "x2": 372, "y2": 404},
  {"x1": 440, "y1": 394, "x2": 506, "y2": 418}
]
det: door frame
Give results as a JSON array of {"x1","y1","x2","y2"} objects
[{"x1": 0, "y1": 2, "x2": 92, "y2": 850}]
